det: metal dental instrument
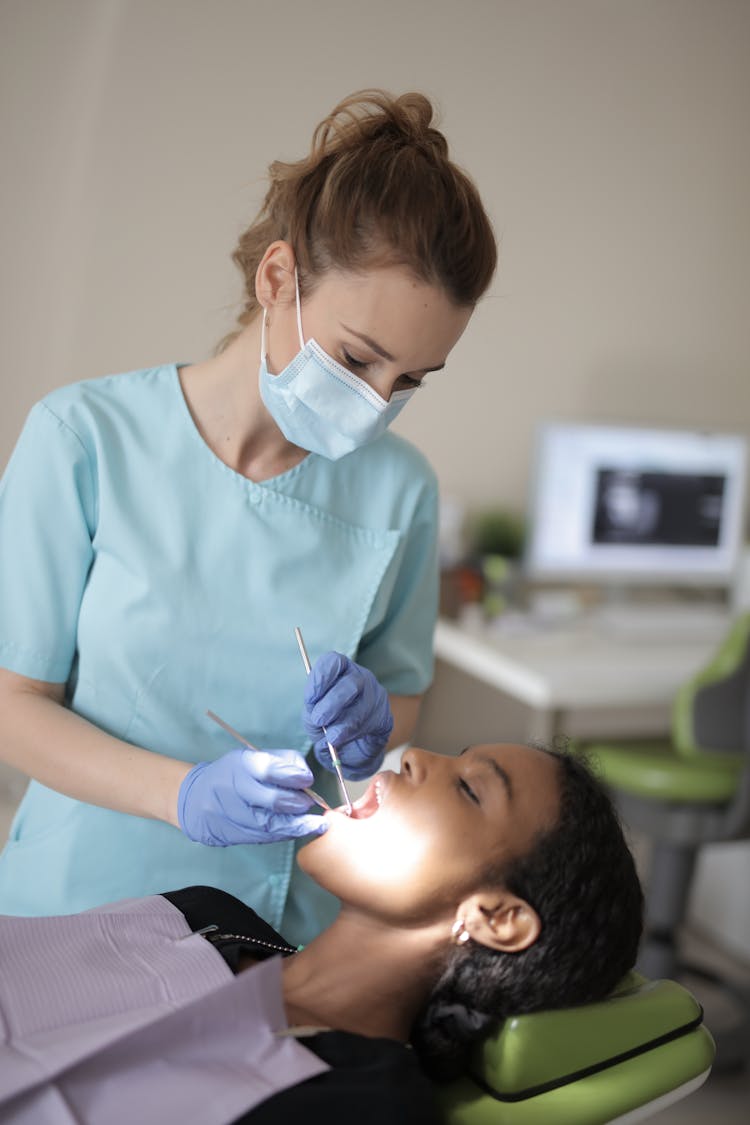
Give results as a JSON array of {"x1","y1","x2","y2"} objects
[
  {"x1": 294, "y1": 626, "x2": 353, "y2": 816},
  {"x1": 205, "y1": 709, "x2": 332, "y2": 813}
]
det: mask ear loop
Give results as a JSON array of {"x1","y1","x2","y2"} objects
[
  {"x1": 293, "y1": 266, "x2": 305, "y2": 348},
  {"x1": 259, "y1": 266, "x2": 306, "y2": 364},
  {"x1": 260, "y1": 306, "x2": 267, "y2": 364}
]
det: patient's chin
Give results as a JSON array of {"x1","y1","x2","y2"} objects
[
  {"x1": 297, "y1": 810, "x2": 339, "y2": 865},
  {"x1": 296, "y1": 803, "x2": 371, "y2": 883}
]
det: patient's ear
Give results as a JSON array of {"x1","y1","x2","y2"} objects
[{"x1": 456, "y1": 890, "x2": 541, "y2": 953}]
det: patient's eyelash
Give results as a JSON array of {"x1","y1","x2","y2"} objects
[{"x1": 458, "y1": 777, "x2": 479, "y2": 805}]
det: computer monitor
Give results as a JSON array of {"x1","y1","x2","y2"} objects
[{"x1": 524, "y1": 422, "x2": 748, "y2": 589}]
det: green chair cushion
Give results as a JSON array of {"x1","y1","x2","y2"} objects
[
  {"x1": 584, "y1": 740, "x2": 743, "y2": 803},
  {"x1": 475, "y1": 972, "x2": 700, "y2": 1093},
  {"x1": 439, "y1": 973, "x2": 715, "y2": 1124}
]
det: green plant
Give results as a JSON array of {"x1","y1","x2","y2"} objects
[{"x1": 470, "y1": 509, "x2": 526, "y2": 560}]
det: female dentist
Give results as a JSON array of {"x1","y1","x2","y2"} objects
[{"x1": 0, "y1": 89, "x2": 497, "y2": 947}]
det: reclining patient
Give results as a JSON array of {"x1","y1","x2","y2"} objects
[{"x1": 0, "y1": 743, "x2": 643, "y2": 1124}]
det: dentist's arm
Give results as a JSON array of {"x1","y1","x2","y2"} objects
[
  {"x1": 0, "y1": 668, "x2": 190, "y2": 824},
  {"x1": 0, "y1": 668, "x2": 324, "y2": 843},
  {"x1": 388, "y1": 694, "x2": 422, "y2": 750}
]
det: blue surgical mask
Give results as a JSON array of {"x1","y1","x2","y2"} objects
[{"x1": 258, "y1": 272, "x2": 416, "y2": 460}]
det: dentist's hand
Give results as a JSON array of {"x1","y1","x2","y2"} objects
[
  {"x1": 177, "y1": 747, "x2": 327, "y2": 846},
  {"x1": 303, "y1": 652, "x2": 394, "y2": 781}
]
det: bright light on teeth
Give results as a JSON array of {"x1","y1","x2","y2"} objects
[{"x1": 347, "y1": 775, "x2": 384, "y2": 819}]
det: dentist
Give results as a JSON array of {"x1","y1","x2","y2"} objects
[{"x1": 0, "y1": 89, "x2": 497, "y2": 946}]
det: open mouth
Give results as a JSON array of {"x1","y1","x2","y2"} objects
[{"x1": 349, "y1": 774, "x2": 387, "y2": 820}]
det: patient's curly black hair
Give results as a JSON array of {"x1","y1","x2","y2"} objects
[{"x1": 411, "y1": 748, "x2": 643, "y2": 1081}]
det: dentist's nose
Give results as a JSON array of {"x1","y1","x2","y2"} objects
[{"x1": 357, "y1": 366, "x2": 402, "y2": 403}]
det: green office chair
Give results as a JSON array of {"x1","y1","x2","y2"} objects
[
  {"x1": 576, "y1": 611, "x2": 750, "y2": 1070},
  {"x1": 439, "y1": 970, "x2": 714, "y2": 1124}
]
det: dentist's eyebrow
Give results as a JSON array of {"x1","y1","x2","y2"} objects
[
  {"x1": 340, "y1": 323, "x2": 446, "y2": 373},
  {"x1": 340, "y1": 324, "x2": 394, "y2": 361},
  {"x1": 459, "y1": 746, "x2": 514, "y2": 801}
]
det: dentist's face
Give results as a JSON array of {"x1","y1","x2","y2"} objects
[
  {"x1": 298, "y1": 743, "x2": 560, "y2": 926},
  {"x1": 266, "y1": 260, "x2": 473, "y2": 401}
]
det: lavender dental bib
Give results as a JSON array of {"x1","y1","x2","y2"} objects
[{"x1": 0, "y1": 895, "x2": 327, "y2": 1124}]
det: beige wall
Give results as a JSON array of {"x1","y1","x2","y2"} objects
[
  {"x1": 2, "y1": 2, "x2": 749, "y2": 956},
  {"x1": 2, "y1": 0, "x2": 749, "y2": 512}
]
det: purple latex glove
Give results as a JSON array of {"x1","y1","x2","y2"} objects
[
  {"x1": 302, "y1": 652, "x2": 394, "y2": 781},
  {"x1": 178, "y1": 747, "x2": 327, "y2": 846}
]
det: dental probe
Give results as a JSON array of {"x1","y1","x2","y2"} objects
[
  {"x1": 205, "y1": 709, "x2": 332, "y2": 812},
  {"x1": 293, "y1": 627, "x2": 353, "y2": 816}
]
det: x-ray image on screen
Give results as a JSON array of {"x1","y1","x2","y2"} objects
[
  {"x1": 592, "y1": 470, "x2": 725, "y2": 547},
  {"x1": 524, "y1": 423, "x2": 747, "y2": 587}
]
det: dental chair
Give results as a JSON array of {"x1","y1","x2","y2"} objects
[
  {"x1": 575, "y1": 610, "x2": 750, "y2": 1071},
  {"x1": 438, "y1": 617, "x2": 750, "y2": 1122},
  {"x1": 438, "y1": 970, "x2": 714, "y2": 1124}
]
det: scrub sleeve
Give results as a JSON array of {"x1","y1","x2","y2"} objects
[{"x1": 0, "y1": 366, "x2": 439, "y2": 945}]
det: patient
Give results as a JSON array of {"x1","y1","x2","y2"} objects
[{"x1": 0, "y1": 744, "x2": 642, "y2": 1124}]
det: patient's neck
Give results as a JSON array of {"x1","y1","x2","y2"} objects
[{"x1": 278, "y1": 909, "x2": 447, "y2": 1042}]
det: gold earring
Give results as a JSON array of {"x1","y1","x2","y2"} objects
[{"x1": 451, "y1": 918, "x2": 471, "y2": 946}]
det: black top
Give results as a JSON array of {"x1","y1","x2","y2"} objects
[{"x1": 161, "y1": 886, "x2": 440, "y2": 1125}]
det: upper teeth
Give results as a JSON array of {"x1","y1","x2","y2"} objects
[{"x1": 374, "y1": 780, "x2": 383, "y2": 807}]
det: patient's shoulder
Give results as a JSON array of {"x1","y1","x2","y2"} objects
[{"x1": 240, "y1": 1030, "x2": 439, "y2": 1124}]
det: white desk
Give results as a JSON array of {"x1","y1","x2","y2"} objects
[{"x1": 434, "y1": 607, "x2": 733, "y2": 742}]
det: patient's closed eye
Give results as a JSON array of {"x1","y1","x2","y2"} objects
[{"x1": 458, "y1": 777, "x2": 479, "y2": 805}]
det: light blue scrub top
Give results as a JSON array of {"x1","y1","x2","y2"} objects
[{"x1": 0, "y1": 366, "x2": 438, "y2": 946}]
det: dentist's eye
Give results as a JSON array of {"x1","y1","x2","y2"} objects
[
  {"x1": 342, "y1": 349, "x2": 369, "y2": 370},
  {"x1": 458, "y1": 777, "x2": 480, "y2": 805}
]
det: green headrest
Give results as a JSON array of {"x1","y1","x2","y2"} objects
[
  {"x1": 438, "y1": 973, "x2": 715, "y2": 1124},
  {"x1": 471, "y1": 971, "x2": 702, "y2": 1098}
]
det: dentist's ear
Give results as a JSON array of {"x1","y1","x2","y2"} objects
[
  {"x1": 254, "y1": 240, "x2": 298, "y2": 309},
  {"x1": 455, "y1": 890, "x2": 541, "y2": 953}
]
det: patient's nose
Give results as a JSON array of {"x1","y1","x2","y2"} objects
[{"x1": 400, "y1": 747, "x2": 429, "y2": 784}]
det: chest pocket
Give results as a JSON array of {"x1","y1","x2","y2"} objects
[{"x1": 120, "y1": 488, "x2": 402, "y2": 759}]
